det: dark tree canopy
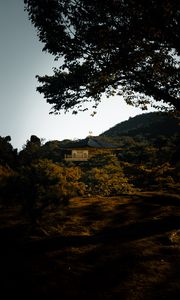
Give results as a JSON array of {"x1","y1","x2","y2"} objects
[
  {"x1": 0, "y1": 136, "x2": 17, "y2": 167},
  {"x1": 24, "y1": 0, "x2": 180, "y2": 113}
]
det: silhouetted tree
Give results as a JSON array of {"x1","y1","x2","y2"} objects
[
  {"x1": 0, "y1": 136, "x2": 17, "y2": 167},
  {"x1": 41, "y1": 140, "x2": 63, "y2": 162},
  {"x1": 18, "y1": 135, "x2": 42, "y2": 164},
  {"x1": 24, "y1": 0, "x2": 180, "y2": 113}
]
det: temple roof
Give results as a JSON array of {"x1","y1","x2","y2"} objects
[{"x1": 62, "y1": 137, "x2": 118, "y2": 149}]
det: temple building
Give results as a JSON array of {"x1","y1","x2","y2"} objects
[{"x1": 62, "y1": 137, "x2": 119, "y2": 162}]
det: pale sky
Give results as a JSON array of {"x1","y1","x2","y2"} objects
[{"x1": 0, "y1": 0, "x2": 155, "y2": 150}]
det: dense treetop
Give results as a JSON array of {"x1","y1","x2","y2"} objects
[{"x1": 24, "y1": 0, "x2": 180, "y2": 113}]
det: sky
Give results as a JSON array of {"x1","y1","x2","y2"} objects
[{"x1": 0, "y1": 0, "x2": 155, "y2": 150}]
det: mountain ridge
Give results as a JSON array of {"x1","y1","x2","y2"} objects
[{"x1": 99, "y1": 112, "x2": 179, "y2": 138}]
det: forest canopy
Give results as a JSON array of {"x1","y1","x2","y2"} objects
[{"x1": 24, "y1": 0, "x2": 180, "y2": 113}]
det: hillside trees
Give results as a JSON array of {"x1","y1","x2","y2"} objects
[
  {"x1": 19, "y1": 136, "x2": 68, "y2": 165},
  {"x1": 24, "y1": 0, "x2": 180, "y2": 113}
]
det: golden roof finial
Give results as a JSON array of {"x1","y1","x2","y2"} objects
[{"x1": 88, "y1": 131, "x2": 93, "y2": 137}]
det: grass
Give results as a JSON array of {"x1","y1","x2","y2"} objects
[{"x1": 0, "y1": 192, "x2": 180, "y2": 299}]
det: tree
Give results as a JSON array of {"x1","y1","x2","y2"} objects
[
  {"x1": 24, "y1": 0, "x2": 180, "y2": 113},
  {"x1": 40, "y1": 140, "x2": 64, "y2": 162},
  {"x1": 18, "y1": 135, "x2": 42, "y2": 164},
  {"x1": 0, "y1": 136, "x2": 17, "y2": 168},
  {"x1": 82, "y1": 152, "x2": 134, "y2": 195},
  {"x1": 18, "y1": 159, "x2": 85, "y2": 224}
]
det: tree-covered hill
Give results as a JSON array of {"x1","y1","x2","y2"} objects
[
  {"x1": 100, "y1": 112, "x2": 180, "y2": 138},
  {"x1": 97, "y1": 112, "x2": 179, "y2": 179}
]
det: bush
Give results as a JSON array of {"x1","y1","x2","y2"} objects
[
  {"x1": 121, "y1": 162, "x2": 179, "y2": 192},
  {"x1": 18, "y1": 159, "x2": 85, "y2": 223},
  {"x1": 83, "y1": 154, "x2": 135, "y2": 196}
]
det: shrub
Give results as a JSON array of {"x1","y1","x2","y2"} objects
[
  {"x1": 18, "y1": 159, "x2": 85, "y2": 223},
  {"x1": 83, "y1": 162, "x2": 134, "y2": 196}
]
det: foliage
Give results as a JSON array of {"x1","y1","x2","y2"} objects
[
  {"x1": 0, "y1": 164, "x2": 17, "y2": 204},
  {"x1": 121, "y1": 162, "x2": 180, "y2": 192},
  {"x1": 100, "y1": 112, "x2": 179, "y2": 166},
  {"x1": 83, "y1": 153, "x2": 134, "y2": 196},
  {"x1": 19, "y1": 135, "x2": 43, "y2": 165},
  {"x1": 18, "y1": 159, "x2": 85, "y2": 222},
  {"x1": 87, "y1": 150, "x2": 120, "y2": 167},
  {"x1": 0, "y1": 164, "x2": 16, "y2": 187},
  {"x1": 24, "y1": 0, "x2": 180, "y2": 113},
  {"x1": 40, "y1": 140, "x2": 63, "y2": 162},
  {"x1": 19, "y1": 137, "x2": 71, "y2": 164},
  {"x1": 0, "y1": 136, "x2": 17, "y2": 168}
]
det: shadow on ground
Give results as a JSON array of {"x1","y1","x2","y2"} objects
[{"x1": 0, "y1": 192, "x2": 180, "y2": 299}]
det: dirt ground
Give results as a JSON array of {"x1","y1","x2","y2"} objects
[{"x1": 0, "y1": 192, "x2": 180, "y2": 299}]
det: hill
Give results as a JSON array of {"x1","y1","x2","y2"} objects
[{"x1": 100, "y1": 112, "x2": 180, "y2": 138}]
